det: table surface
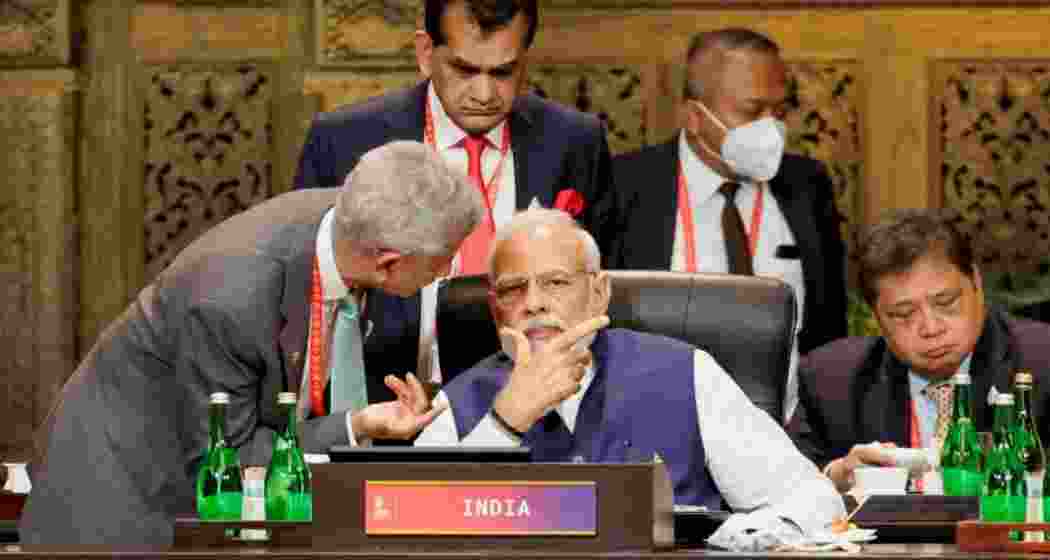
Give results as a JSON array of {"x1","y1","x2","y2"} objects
[{"x1": 0, "y1": 543, "x2": 1048, "y2": 559}]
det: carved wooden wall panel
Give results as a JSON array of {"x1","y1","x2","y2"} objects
[
  {"x1": 0, "y1": 186, "x2": 35, "y2": 460},
  {"x1": 784, "y1": 61, "x2": 863, "y2": 248},
  {"x1": 133, "y1": 3, "x2": 287, "y2": 65},
  {"x1": 0, "y1": 0, "x2": 70, "y2": 66},
  {"x1": 529, "y1": 64, "x2": 645, "y2": 156},
  {"x1": 144, "y1": 65, "x2": 275, "y2": 280},
  {"x1": 305, "y1": 68, "x2": 419, "y2": 111},
  {"x1": 318, "y1": 0, "x2": 421, "y2": 65},
  {"x1": 0, "y1": 87, "x2": 75, "y2": 460},
  {"x1": 935, "y1": 61, "x2": 1050, "y2": 274}
]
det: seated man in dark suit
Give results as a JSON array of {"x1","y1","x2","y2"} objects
[
  {"x1": 416, "y1": 208, "x2": 844, "y2": 551},
  {"x1": 609, "y1": 28, "x2": 847, "y2": 423},
  {"x1": 790, "y1": 209, "x2": 1050, "y2": 492},
  {"x1": 20, "y1": 141, "x2": 483, "y2": 545},
  {"x1": 296, "y1": 0, "x2": 615, "y2": 386}
]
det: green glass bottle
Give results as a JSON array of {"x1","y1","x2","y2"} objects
[
  {"x1": 941, "y1": 372, "x2": 984, "y2": 496},
  {"x1": 265, "y1": 392, "x2": 313, "y2": 521},
  {"x1": 196, "y1": 392, "x2": 244, "y2": 520},
  {"x1": 981, "y1": 393, "x2": 1025, "y2": 528},
  {"x1": 1013, "y1": 372, "x2": 1046, "y2": 541}
]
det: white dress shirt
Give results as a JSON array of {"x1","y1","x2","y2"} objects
[
  {"x1": 415, "y1": 341, "x2": 844, "y2": 533},
  {"x1": 417, "y1": 83, "x2": 519, "y2": 384},
  {"x1": 301, "y1": 208, "x2": 370, "y2": 445},
  {"x1": 674, "y1": 132, "x2": 805, "y2": 422}
]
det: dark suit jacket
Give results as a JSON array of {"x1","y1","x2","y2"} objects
[
  {"x1": 608, "y1": 138, "x2": 847, "y2": 354},
  {"x1": 20, "y1": 190, "x2": 402, "y2": 545},
  {"x1": 293, "y1": 80, "x2": 615, "y2": 378},
  {"x1": 790, "y1": 306, "x2": 1050, "y2": 470}
]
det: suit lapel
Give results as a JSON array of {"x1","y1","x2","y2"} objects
[
  {"x1": 968, "y1": 308, "x2": 1014, "y2": 430},
  {"x1": 859, "y1": 346, "x2": 911, "y2": 445},
  {"x1": 510, "y1": 97, "x2": 537, "y2": 210},
  {"x1": 655, "y1": 140, "x2": 682, "y2": 269},
  {"x1": 768, "y1": 163, "x2": 820, "y2": 266},
  {"x1": 279, "y1": 237, "x2": 317, "y2": 397}
]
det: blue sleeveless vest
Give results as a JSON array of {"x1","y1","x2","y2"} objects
[{"x1": 441, "y1": 328, "x2": 723, "y2": 508}]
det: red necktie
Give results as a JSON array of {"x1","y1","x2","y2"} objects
[{"x1": 457, "y1": 135, "x2": 494, "y2": 275}]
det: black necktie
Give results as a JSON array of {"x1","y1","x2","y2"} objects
[{"x1": 717, "y1": 182, "x2": 754, "y2": 275}]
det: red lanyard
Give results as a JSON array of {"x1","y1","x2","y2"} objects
[
  {"x1": 909, "y1": 399, "x2": 922, "y2": 449},
  {"x1": 307, "y1": 255, "x2": 366, "y2": 417},
  {"x1": 308, "y1": 257, "x2": 328, "y2": 417},
  {"x1": 909, "y1": 399, "x2": 924, "y2": 492},
  {"x1": 676, "y1": 162, "x2": 764, "y2": 272},
  {"x1": 424, "y1": 99, "x2": 511, "y2": 274}
]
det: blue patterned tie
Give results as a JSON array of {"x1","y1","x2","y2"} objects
[{"x1": 329, "y1": 297, "x2": 368, "y2": 413}]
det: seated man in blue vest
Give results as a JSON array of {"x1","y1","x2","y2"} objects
[{"x1": 416, "y1": 208, "x2": 844, "y2": 550}]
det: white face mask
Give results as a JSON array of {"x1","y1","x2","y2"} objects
[{"x1": 692, "y1": 100, "x2": 787, "y2": 182}]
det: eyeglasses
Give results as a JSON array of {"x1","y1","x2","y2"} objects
[{"x1": 489, "y1": 270, "x2": 595, "y2": 308}]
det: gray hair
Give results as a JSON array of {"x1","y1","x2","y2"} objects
[
  {"x1": 683, "y1": 28, "x2": 781, "y2": 100},
  {"x1": 487, "y1": 208, "x2": 601, "y2": 278},
  {"x1": 332, "y1": 141, "x2": 484, "y2": 256}
]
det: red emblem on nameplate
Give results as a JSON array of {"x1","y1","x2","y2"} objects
[{"x1": 364, "y1": 480, "x2": 597, "y2": 536}]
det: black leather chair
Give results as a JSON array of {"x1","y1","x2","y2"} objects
[{"x1": 436, "y1": 271, "x2": 796, "y2": 423}]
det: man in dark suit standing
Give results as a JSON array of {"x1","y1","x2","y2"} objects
[
  {"x1": 790, "y1": 209, "x2": 1050, "y2": 492},
  {"x1": 295, "y1": 0, "x2": 614, "y2": 384},
  {"x1": 609, "y1": 28, "x2": 847, "y2": 422},
  {"x1": 20, "y1": 142, "x2": 483, "y2": 545}
]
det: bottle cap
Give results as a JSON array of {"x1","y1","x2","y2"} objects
[
  {"x1": 277, "y1": 392, "x2": 297, "y2": 405},
  {"x1": 209, "y1": 392, "x2": 230, "y2": 404},
  {"x1": 994, "y1": 393, "x2": 1015, "y2": 406},
  {"x1": 952, "y1": 372, "x2": 972, "y2": 385},
  {"x1": 1015, "y1": 371, "x2": 1034, "y2": 385}
]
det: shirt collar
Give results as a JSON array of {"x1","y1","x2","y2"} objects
[
  {"x1": 677, "y1": 130, "x2": 757, "y2": 203},
  {"x1": 428, "y1": 82, "x2": 506, "y2": 151},
  {"x1": 558, "y1": 365, "x2": 595, "y2": 433},
  {"x1": 315, "y1": 207, "x2": 349, "y2": 303}
]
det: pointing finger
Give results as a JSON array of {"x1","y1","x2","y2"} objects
[{"x1": 551, "y1": 315, "x2": 609, "y2": 352}]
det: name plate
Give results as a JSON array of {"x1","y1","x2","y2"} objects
[{"x1": 364, "y1": 480, "x2": 597, "y2": 536}]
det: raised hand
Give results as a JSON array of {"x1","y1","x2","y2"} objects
[
  {"x1": 352, "y1": 373, "x2": 447, "y2": 441},
  {"x1": 827, "y1": 441, "x2": 897, "y2": 491},
  {"x1": 491, "y1": 315, "x2": 610, "y2": 433}
]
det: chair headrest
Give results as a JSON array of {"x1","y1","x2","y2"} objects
[{"x1": 437, "y1": 271, "x2": 796, "y2": 422}]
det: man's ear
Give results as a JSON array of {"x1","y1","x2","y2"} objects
[
  {"x1": 487, "y1": 288, "x2": 504, "y2": 322},
  {"x1": 373, "y1": 250, "x2": 405, "y2": 285},
  {"x1": 590, "y1": 271, "x2": 612, "y2": 316},
  {"x1": 681, "y1": 100, "x2": 701, "y2": 137},
  {"x1": 415, "y1": 30, "x2": 434, "y2": 78}
]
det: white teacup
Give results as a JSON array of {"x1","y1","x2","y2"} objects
[{"x1": 854, "y1": 466, "x2": 909, "y2": 495}]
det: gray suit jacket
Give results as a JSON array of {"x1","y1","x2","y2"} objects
[{"x1": 20, "y1": 190, "x2": 353, "y2": 545}]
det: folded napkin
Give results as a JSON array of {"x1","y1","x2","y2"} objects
[
  {"x1": 706, "y1": 511, "x2": 803, "y2": 552},
  {"x1": 707, "y1": 511, "x2": 868, "y2": 553}
]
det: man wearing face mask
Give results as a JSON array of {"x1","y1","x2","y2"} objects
[{"x1": 608, "y1": 28, "x2": 847, "y2": 422}]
